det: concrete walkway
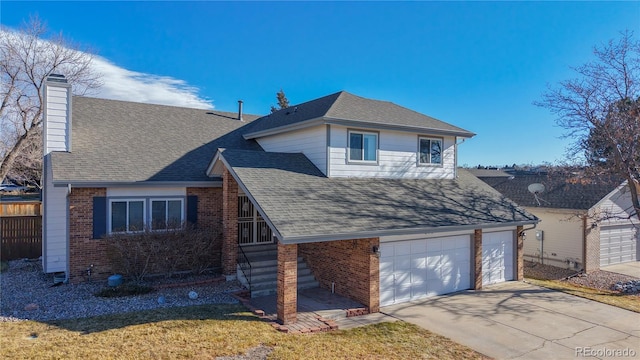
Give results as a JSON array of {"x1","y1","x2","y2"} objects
[
  {"x1": 382, "y1": 281, "x2": 640, "y2": 359},
  {"x1": 602, "y1": 262, "x2": 640, "y2": 278}
]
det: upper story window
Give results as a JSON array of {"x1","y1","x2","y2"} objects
[
  {"x1": 418, "y1": 137, "x2": 443, "y2": 165},
  {"x1": 348, "y1": 130, "x2": 378, "y2": 162},
  {"x1": 151, "y1": 199, "x2": 184, "y2": 230},
  {"x1": 110, "y1": 199, "x2": 145, "y2": 233}
]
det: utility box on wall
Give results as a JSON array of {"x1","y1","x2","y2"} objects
[{"x1": 535, "y1": 230, "x2": 543, "y2": 241}]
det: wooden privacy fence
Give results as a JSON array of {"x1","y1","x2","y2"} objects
[
  {"x1": 0, "y1": 201, "x2": 41, "y2": 216},
  {"x1": 1, "y1": 216, "x2": 42, "y2": 261}
]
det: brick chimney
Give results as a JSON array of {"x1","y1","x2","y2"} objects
[{"x1": 43, "y1": 74, "x2": 72, "y2": 154}]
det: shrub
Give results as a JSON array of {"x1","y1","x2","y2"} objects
[
  {"x1": 105, "y1": 224, "x2": 220, "y2": 282},
  {"x1": 0, "y1": 261, "x2": 9, "y2": 273}
]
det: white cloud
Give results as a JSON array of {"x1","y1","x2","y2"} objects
[{"x1": 91, "y1": 56, "x2": 214, "y2": 109}]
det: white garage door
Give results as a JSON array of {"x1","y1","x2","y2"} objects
[
  {"x1": 380, "y1": 235, "x2": 471, "y2": 306},
  {"x1": 482, "y1": 231, "x2": 514, "y2": 286},
  {"x1": 600, "y1": 225, "x2": 638, "y2": 266}
]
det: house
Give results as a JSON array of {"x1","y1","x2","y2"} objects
[
  {"x1": 42, "y1": 74, "x2": 537, "y2": 324},
  {"x1": 471, "y1": 169, "x2": 639, "y2": 272}
]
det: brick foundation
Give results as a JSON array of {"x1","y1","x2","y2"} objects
[
  {"x1": 222, "y1": 168, "x2": 239, "y2": 276},
  {"x1": 299, "y1": 237, "x2": 380, "y2": 313},
  {"x1": 277, "y1": 242, "x2": 297, "y2": 324},
  {"x1": 473, "y1": 229, "x2": 482, "y2": 290}
]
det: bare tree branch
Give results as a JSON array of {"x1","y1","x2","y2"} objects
[{"x1": 0, "y1": 16, "x2": 102, "y2": 186}]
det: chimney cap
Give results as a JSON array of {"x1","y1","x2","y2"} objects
[{"x1": 47, "y1": 74, "x2": 67, "y2": 83}]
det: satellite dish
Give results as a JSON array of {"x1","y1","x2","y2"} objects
[{"x1": 528, "y1": 183, "x2": 545, "y2": 194}]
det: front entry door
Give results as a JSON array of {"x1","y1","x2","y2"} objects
[{"x1": 238, "y1": 195, "x2": 273, "y2": 245}]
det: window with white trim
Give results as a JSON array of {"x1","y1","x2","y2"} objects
[
  {"x1": 348, "y1": 130, "x2": 378, "y2": 162},
  {"x1": 110, "y1": 199, "x2": 145, "y2": 233},
  {"x1": 418, "y1": 137, "x2": 443, "y2": 165},
  {"x1": 151, "y1": 199, "x2": 184, "y2": 230}
]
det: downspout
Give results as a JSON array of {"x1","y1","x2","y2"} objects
[{"x1": 65, "y1": 183, "x2": 71, "y2": 283}]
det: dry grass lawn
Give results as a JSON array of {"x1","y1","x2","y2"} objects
[
  {"x1": 526, "y1": 278, "x2": 640, "y2": 313},
  {"x1": 0, "y1": 304, "x2": 490, "y2": 359}
]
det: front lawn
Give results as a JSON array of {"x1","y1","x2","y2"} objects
[
  {"x1": 0, "y1": 304, "x2": 489, "y2": 359},
  {"x1": 525, "y1": 278, "x2": 640, "y2": 313}
]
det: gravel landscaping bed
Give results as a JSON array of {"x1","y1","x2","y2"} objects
[
  {"x1": 0, "y1": 259, "x2": 244, "y2": 322},
  {"x1": 524, "y1": 260, "x2": 640, "y2": 296}
]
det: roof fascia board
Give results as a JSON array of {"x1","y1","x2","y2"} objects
[
  {"x1": 322, "y1": 117, "x2": 476, "y2": 138},
  {"x1": 218, "y1": 154, "x2": 284, "y2": 241},
  {"x1": 242, "y1": 117, "x2": 325, "y2": 139},
  {"x1": 243, "y1": 117, "x2": 476, "y2": 140},
  {"x1": 52, "y1": 181, "x2": 222, "y2": 188},
  {"x1": 279, "y1": 220, "x2": 539, "y2": 244}
]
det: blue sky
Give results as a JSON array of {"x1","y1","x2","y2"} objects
[{"x1": 2, "y1": 1, "x2": 638, "y2": 167}]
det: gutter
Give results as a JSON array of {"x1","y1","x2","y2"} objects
[{"x1": 278, "y1": 219, "x2": 540, "y2": 245}]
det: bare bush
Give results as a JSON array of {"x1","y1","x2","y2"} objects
[{"x1": 105, "y1": 224, "x2": 220, "y2": 282}]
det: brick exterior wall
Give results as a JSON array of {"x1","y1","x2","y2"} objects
[
  {"x1": 187, "y1": 187, "x2": 223, "y2": 270},
  {"x1": 277, "y1": 242, "x2": 298, "y2": 324},
  {"x1": 473, "y1": 229, "x2": 483, "y2": 290},
  {"x1": 68, "y1": 187, "x2": 223, "y2": 284},
  {"x1": 584, "y1": 213, "x2": 601, "y2": 273},
  {"x1": 68, "y1": 188, "x2": 108, "y2": 283},
  {"x1": 299, "y1": 238, "x2": 380, "y2": 313},
  {"x1": 222, "y1": 168, "x2": 239, "y2": 276},
  {"x1": 516, "y1": 226, "x2": 524, "y2": 281}
]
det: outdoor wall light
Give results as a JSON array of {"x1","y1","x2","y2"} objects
[
  {"x1": 519, "y1": 231, "x2": 526, "y2": 240},
  {"x1": 372, "y1": 245, "x2": 381, "y2": 257}
]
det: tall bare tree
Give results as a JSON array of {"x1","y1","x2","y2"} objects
[
  {"x1": 536, "y1": 30, "x2": 640, "y2": 221},
  {"x1": 0, "y1": 17, "x2": 101, "y2": 186}
]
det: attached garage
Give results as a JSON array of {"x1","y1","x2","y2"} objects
[
  {"x1": 379, "y1": 235, "x2": 471, "y2": 306},
  {"x1": 600, "y1": 225, "x2": 638, "y2": 266},
  {"x1": 482, "y1": 231, "x2": 514, "y2": 285}
]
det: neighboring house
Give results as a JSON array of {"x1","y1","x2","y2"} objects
[
  {"x1": 472, "y1": 169, "x2": 639, "y2": 272},
  {"x1": 42, "y1": 74, "x2": 537, "y2": 325}
]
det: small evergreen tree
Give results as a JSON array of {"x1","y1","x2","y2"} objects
[{"x1": 270, "y1": 89, "x2": 290, "y2": 113}]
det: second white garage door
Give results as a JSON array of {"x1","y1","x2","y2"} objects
[
  {"x1": 600, "y1": 225, "x2": 638, "y2": 266},
  {"x1": 380, "y1": 235, "x2": 471, "y2": 306},
  {"x1": 482, "y1": 231, "x2": 514, "y2": 286}
]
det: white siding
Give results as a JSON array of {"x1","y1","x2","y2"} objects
[
  {"x1": 597, "y1": 185, "x2": 639, "y2": 227},
  {"x1": 43, "y1": 156, "x2": 68, "y2": 273},
  {"x1": 328, "y1": 125, "x2": 456, "y2": 179},
  {"x1": 523, "y1": 208, "x2": 584, "y2": 269},
  {"x1": 44, "y1": 85, "x2": 71, "y2": 154},
  {"x1": 256, "y1": 126, "x2": 327, "y2": 175}
]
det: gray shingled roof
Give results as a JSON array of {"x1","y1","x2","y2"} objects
[
  {"x1": 242, "y1": 91, "x2": 475, "y2": 138},
  {"x1": 51, "y1": 97, "x2": 261, "y2": 183},
  {"x1": 476, "y1": 173, "x2": 622, "y2": 210},
  {"x1": 220, "y1": 149, "x2": 537, "y2": 242}
]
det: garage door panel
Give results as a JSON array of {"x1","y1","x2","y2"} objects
[
  {"x1": 380, "y1": 235, "x2": 472, "y2": 306},
  {"x1": 482, "y1": 231, "x2": 514, "y2": 286},
  {"x1": 600, "y1": 225, "x2": 637, "y2": 266}
]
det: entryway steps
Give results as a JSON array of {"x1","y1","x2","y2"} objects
[{"x1": 239, "y1": 244, "x2": 319, "y2": 298}]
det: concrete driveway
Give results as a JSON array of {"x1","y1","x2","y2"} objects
[
  {"x1": 602, "y1": 262, "x2": 640, "y2": 278},
  {"x1": 382, "y1": 282, "x2": 640, "y2": 359}
]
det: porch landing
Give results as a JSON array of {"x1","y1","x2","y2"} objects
[{"x1": 248, "y1": 287, "x2": 381, "y2": 333}]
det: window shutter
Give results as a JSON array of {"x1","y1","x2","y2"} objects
[
  {"x1": 93, "y1": 197, "x2": 107, "y2": 239},
  {"x1": 186, "y1": 195, "x2": 198, "y2": 225}
]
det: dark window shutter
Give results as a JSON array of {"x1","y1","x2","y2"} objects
[
  {"x1": 186, "y1": 195, "x2": 198, "y2": 225},
  {"x1": 93, "y1": 197, "x2": 107, "y2": 239}
]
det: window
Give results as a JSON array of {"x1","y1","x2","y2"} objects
[
  {"x1": 418, "y1": 137, "x2": 443, "y2": 165},
  {"x1": 151, "y1": 199, "x2": 184, "y2": 230},
  {"x1": 108, "y1": 197, "x2": 185, "y2": 233},
  {"x1": 110, "y1": 200, "x2": 145, "y2": 233},
  {"x1": 349, "y1": 131, "x2": 378, "y2": 162}
]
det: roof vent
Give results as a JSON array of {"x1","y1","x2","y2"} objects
[{"x1": 237, "y1": 100, "x2": 244, "y2": 121}]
